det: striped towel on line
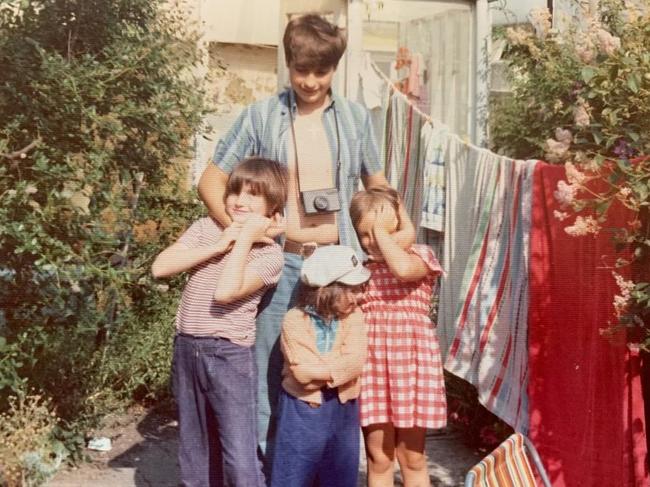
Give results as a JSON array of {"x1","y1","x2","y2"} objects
[{"x1": 441, "y1": 142, "x2": 537, "y2": 433}]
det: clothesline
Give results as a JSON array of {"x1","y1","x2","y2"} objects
[{"x1": 369, "y1": 60, "x2": 502, "y2": 159}]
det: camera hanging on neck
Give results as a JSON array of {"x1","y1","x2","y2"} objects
[{"x1": 289, "y1": 104, "x2": 341, "y2": 214}]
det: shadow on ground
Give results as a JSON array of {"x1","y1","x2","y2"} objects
[
  {"x1": 107, "y1": 409, "x2": 180, "y2": 487},
  {"x1": 49, "y1": 407, "x2": 480, "y2": 487}
]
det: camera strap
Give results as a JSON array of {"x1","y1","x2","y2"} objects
[{"x1": 289, "y1": 103, "x2": 341, "y2": 193}]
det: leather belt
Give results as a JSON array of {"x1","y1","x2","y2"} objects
[{"x1": 283, "y1": 239, "x2": 335, "y2": 258}]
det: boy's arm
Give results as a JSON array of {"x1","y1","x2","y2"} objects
[
  {"x1": 323, "y1": 310, "x2": 368, "y2": 388},
  {"x1": 281, "y1": 310, "x2": 332, "y2": 385},
  {"x1": 151, "y1": 222, "x2": 239, "y2": 278},
  {"x1": 362, "y1": 172, "x2": 416, "y2": 249},
  {"x1": 198, "y1": 164, "x2": 233, "y2": 228}
]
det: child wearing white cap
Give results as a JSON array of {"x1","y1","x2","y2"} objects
[{"x1": 270, "y1": 245, "x2": 370, "y2": 487}]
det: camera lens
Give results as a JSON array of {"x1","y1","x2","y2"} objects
[{"x1": 313, "y1": 196, "x2": 329, "y2": 211}]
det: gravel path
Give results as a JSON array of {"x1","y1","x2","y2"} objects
[{"x1": 48, "y1": 407, "x2": 481, "y2": 487}]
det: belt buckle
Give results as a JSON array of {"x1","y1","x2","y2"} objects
[{"x1": 300, "y1": 242, "x2": 318, "y2": 258}]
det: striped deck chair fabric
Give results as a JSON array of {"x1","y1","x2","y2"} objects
[{"x1": 464, "y1": 433, "x2": 551, "y2": 487}]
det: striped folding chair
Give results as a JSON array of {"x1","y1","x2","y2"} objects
[{"x1": 464, "y1": 433, "x2": 552, "y2": 487}]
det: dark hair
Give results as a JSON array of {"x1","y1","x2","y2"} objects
[
  {"x1": 349, "y1": 185, "x2": 401, "y2": 230},
  {"x1": 224, "y1": 158, "x2": 288, "y2": 216},
  {"x1": 283, "y1": 13, "x2": 347, "y2": 70},
  {"x1": 294, "y1": 281, "x2": 359, "y2": 322}
]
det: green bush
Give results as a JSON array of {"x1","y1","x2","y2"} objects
[{"x1": 0, "y1": 0, "x2": 209, "y2": 472}]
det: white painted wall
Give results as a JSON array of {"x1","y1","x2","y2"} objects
[
  {"x1": 192, "y1": 44, "x2": 278, "y2": 183},
  {"x1": 200, "y1": 0, "x2": 281, "y2": 45}
]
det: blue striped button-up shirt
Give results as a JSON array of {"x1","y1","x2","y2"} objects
[{"x1": 211, "y1": 88, "x2": 382, "y2": 259}]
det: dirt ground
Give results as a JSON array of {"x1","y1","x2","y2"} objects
[{"x1": 47, "y1": 404, "x2": 481, "y2": 487}]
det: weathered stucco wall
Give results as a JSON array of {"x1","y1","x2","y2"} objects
[{"x1": 192, "y1": 43, "x2": 278, "y2": 183}]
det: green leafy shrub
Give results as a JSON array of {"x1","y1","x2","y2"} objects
[{"x1": 0, "y1": 0, "x2": 209, "y2": 475}]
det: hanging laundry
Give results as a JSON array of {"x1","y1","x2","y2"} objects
[
  {"x1": 382, "y1": 91, "x2": 425, "y2": 230},
  {"x1": 358, "y1": 52, "x2": 386, "y2": 110},
  {"x1": 358, "y1": 54, "x2": 391, "y2": 148},
  {"x1": 440, "y1": 142, "x2": 537, "y2": 433},
  {"x1": 383, "y1": 91, "x2": 405, "y2": 189},
  {"x1": 390, "y1": 47, "x2": 424, "y2": 102},
  {"x1": 527, "y1": 162, "x2": 647, "y2": 486},
  {"x1": 419, "y1": 122, "x2": 448, "y2": 232},
  {"x1": 437, "y1": 136, "x2": 501, "y2": 359},
  {"x1": 407, "y1": 52, "x2": 424, "y2": 99},
  {"x1": 390, "y1": 46, "x2": 411, "y2": 93}
]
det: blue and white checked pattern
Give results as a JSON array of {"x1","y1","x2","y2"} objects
[{"x1": 212, "y1": 88, "x2": 383, "y2": 259}]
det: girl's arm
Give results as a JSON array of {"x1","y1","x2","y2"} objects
[
  {"x1": 213, "y1": 214, "x2": 273, "y2": 303},
  {"x1": 323, "y1": 310, "x2": 367, "y2": 387},
  {"x1": 373, "y1": 206, "x2": 429, "y2": 281},
  {"x1": 151, "y1": 223, "x2": 240, "y2": 278},
  {"x1": 363, "y1": 173, "x2": 416, "y2": 249},
  {"x1": 281, "y1": 310, "x2": 332, "y2": 385}
]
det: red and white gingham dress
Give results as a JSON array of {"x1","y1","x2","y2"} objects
[{"x1": 359, "y1": 244, "x2": 447, "y2": 429}]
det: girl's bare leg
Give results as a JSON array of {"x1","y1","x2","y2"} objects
[
  {"x1": 395, "y1": 427, "x2": 430, "y2": 487},
  {"x1": 363, "y1": 423, "x2": 396, "y2": 487}
]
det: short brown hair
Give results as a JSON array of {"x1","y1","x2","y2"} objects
[
  {"x1": 224, "y1": 158, "x2": 288, "y2": 216},
  {"x1": 283, "y1": 13, "x2": 347, "y2": 69},
  {"x1": 295, "y1": 282, "x2": 359, "y2": 322},
  {"x1": 349, "y1": 185, "x2": 400, "y2": 231}
]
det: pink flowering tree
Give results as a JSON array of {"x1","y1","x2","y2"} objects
[{"x1": 491, "y1": 0, "x2": 650, "y2": 345}]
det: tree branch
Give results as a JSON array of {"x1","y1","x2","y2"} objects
[{"x1": 1, "y1": 138, "x2": 42, "y2": 160}]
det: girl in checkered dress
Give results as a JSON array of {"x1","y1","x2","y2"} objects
[{"x1": 350, "y1": 186, "x2": 446, "y2": 487}]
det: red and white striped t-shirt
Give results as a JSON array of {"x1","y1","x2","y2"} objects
[{"x1": 174, "y1": 217, "x2": 283, "y2": 346}]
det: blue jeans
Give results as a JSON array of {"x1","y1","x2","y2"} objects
[
  {"x1": 172, "y1": 334, "x2": 264, "y2": 487},
  {"x1": 270, "y1": 388, "x2": 360, "y2": 487},
  {"x1": 255, "y1": 253, "x2": 303, "y2": 469}
]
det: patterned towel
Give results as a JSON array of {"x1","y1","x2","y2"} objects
[
  {"x1": 420, "y1": 122, "x2": 448, "y2": 232},
  {"x1": 437, "y1": 136, "x2": 501, "y2": 359},
  {"x1": 441, "y1": 145, "x2": 537, "y2": 432}
]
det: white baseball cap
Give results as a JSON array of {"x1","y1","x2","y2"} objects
[{"x1": 300, "y1": 245, "x2": 371, "y2": 288}]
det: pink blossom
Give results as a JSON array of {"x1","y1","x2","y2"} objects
[
  {"x1": 614, "y1": 272, "x2": 635, "y2": 296},
  {"x1": 573, "y1": 103, "x2": 590, "y2": 128},
  {"x1": 612, "y1": 271, "x2": 635, "y2": 316},
  {"x1": 545, "y1": 139, "x2": 570, "y2": 163},
  {"x1": 554, "y1": 180, "x2": 578, "y2": 206},
  {"x1": 574, "y1": 34, "x2": 596, "y2": 63},
  {"x1": 553, "y1": 210, "x2": 570, "y2": 221},
  {"x1": 506, "y1": 27, "x2": 532, "y2": 46},
  {"x1": 564, "y1": 215, "x2": 601, "y2": 236},
  {"x1": 596, "y1": 28, "x2": 621, "y2": 56},
  {"x1": 555, "y1": 128, "x2": 572, "y2": 144},
  {"x1": 565, "y1": 161, "x2": 587, "y2": 185}
]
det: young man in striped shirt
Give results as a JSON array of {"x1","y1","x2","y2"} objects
[
  {"x1": 198, "y1": 13, "x2": 415, "y2": 476},
  {"x1": 152, "y1": 157, "x2": 287, "y2": 487}
]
